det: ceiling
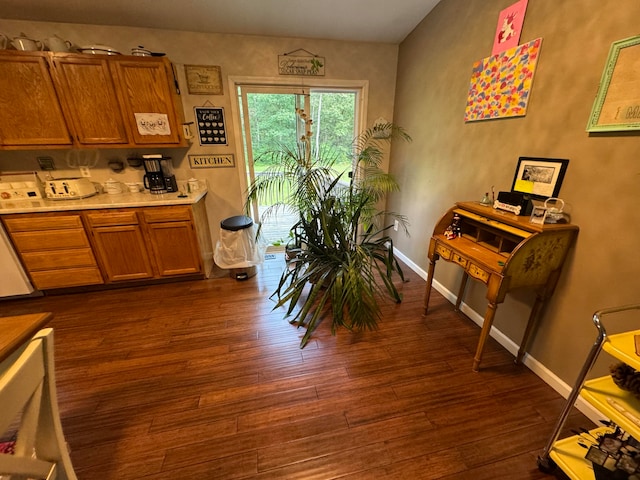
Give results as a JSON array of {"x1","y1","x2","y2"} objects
[{"x1": 0, "y1": 0, "x2": 442, "y2": 44}]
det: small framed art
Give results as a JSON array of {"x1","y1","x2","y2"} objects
[
  {"x1": 511, "y1": 157, "x2": 569, "y2": 201},
  {"x1": 529, "y1": 206, "x2": 547, "y2": 225}
]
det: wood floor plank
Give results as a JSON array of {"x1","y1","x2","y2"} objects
[{"x1": 0, "y1": 254, "x2": 584, "y2": 479}]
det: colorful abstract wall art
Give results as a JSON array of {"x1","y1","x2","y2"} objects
[
  {"x1": 464, "y1": 37, "x2": 542, "y2": 123},
  {"x1": 492, "y1": 0, "x2": 529, "y2": 56}
]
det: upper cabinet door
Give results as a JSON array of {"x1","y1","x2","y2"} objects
[
  {"x1": 0, "y1": 52, "x2": 72, "y2": 147},
  {"x1": 51, "y1": 55, "x2": 130, "y2": 146},
  {"x1": 110, "y1": 58, "x2": 186, "y2": 146}
]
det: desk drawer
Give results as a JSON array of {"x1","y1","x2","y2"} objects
[
  {"x1": 435, "y1": 243, "x2": 451, "y2": 260},
  {"x1": 468, "y1": 263, "x2": 490, "y2": 283},
  {"x1": 451, "y1": 252, "x2": 468, "y2": 268}
]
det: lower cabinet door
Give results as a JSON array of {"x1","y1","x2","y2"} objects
[
  {"x1": 91, "y1": 225, "x2": 155, "y2": 282},
  {"x1": 145, "y1": 221, "x2": 201, "y2": 276}
]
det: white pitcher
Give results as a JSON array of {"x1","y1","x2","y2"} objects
[{"x1": 44, "y1": 35, "x2": 72, "y2": 52}]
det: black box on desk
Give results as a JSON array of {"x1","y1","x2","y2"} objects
[{"x1": 496, "y1": 191, "x2": 534, "y2": 216}]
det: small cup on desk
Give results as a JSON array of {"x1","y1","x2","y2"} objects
[{"x1": 125, "y1": 182, "x2": 140, "y2": 193}]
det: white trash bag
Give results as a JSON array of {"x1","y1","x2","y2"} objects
[{"x1": 214, "y1": 223, "x2": 266, "y2": 269}]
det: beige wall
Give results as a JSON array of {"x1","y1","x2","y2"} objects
[
  {"x1": 389, "y1": 0, "x2": 640, "y2": 383},
  {"x1": 2, "y1": 2, "x2": 639, "y2": 386},
  {"x1": 0, "y1": 19, "x2": 398, "y2": 246}
]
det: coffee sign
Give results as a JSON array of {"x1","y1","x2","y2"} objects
[{"x1": 194, "y1": 107, "x2": 227, "y2": 145}]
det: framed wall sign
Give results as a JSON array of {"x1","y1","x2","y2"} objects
[
  {"x1": 511, "y1": 156, "x2": 569, "y2": 200},
  {"x1": 587, "y1": 35, "x2": 640, "y2": 132},
  {"x1": 194, "y1": 107, "x2": 227, "y2": 145},
  {"x1": 184, "y1": 65, "x2": 223, "y2": 95},
  {"x1": 188, "y1": 154, "x2": 235, "y2": 169},
  {"x1": 278, "y1": 49, "x2": 324, "y2": 76}
]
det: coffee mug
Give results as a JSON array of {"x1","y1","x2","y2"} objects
[
  {"x1": 125, "y1": 182, "x2": 140, "y2": 193},
  {"x1": 188, "y1": 178, "x2": 200, "y2": 193}
]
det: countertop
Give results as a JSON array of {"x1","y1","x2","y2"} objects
[
  {"x1": 0, "y1": 189, "x2": 208, "y2": 214},
  {"x1": 0, "y1": 312, "x2": 52, "y2": 362}
]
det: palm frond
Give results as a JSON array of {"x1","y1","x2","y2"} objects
[{"x1": 247, "y1": 122, "x2": 411, "y2": 348}]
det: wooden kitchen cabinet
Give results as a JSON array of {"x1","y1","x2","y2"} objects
[
  {"x1": 142, "y1": 206, "x2": 202, "y2": 276},
  {"x1": 50, "y1": 55, "x2": 129, "y2": 146},
  {"x1": 83, "y1": 210, "x2": 155, "y2": 282},
  {"x1": 1, "y1": 213, "x2": 104, "y2": 289},
  {"x1": 84, "y1": 206, "x2": 202, "y2": 283},
  {"x1": 0, "y1": 50, "x2": 187, "y2": 149},
  {"x1": 0, "y1": 51, "x2": 72, "y2": 148},
  {"x1": 109, "y1": 57, "x2": 185, "y2": 146}
]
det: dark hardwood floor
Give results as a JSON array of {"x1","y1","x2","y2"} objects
[{"x1": 1, "y1": 254, "x2": 589, "y2": 479}]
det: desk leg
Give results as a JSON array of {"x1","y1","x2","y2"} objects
[
  {"x1": 516, "y1": 292, "x2": 547, "y2": 364},
  {"x1": 472, "y1": 302, "x2": 498, "y2": 372},
  {"x1": 454, "y1": 273, "x2": 469, "y2": 312},
  {"x1": 423, "y1": 258, "x2": 437, "y2": 315}
]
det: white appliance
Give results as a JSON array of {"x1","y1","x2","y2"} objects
[
  {"x1": 0, "y1": 171, "x2": 44, "y2": 201},
  {"x1": 44, "y1": 177, "x2": 97, "y2": 200},
  {"x1": 0, "y1": 223, "x2": 35, "y2": 298}
]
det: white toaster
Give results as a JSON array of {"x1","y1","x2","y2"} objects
[{"x1": 45, "y1": 178, "x2": 97, "y2": 200}]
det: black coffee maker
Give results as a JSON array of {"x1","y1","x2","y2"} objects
[{"x1": 142, "y1": 156, "x2": 178, "y2": 194}]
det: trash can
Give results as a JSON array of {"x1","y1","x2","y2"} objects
[{"x1": 213, "y1": 215, "x2": 265, "y2": 280}]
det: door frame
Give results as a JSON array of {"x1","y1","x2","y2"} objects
[{"x1": 227, "y1": 76, "x2": 369, "y2": 215}]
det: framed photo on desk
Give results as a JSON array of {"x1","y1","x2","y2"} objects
[
  {"x1": 511, "y1": 157, "x2": 569, "y2": 200},
  {"x1": 529, "y1": 206, "x2": 548, "y2": 225}
]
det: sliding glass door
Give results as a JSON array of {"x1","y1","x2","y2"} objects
[{"x1": 238, "y1": 85, "x2": 358, "y2": 247}]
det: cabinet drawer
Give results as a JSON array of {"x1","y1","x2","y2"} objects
[
  {"x1": 11, "y1": 228, "x2": 90, "y2": 251},
  {"x1": 3, "y1": 214, "x2": 82, "y2": 232},
  {"x1": 435, "y1": 243, "x2": 452, "y2": 260},
  {"x1": 21, "y1": 248, "x2": 97, "y2": 271},
  {"x1": 468, "y1": 263, "x2": 490, "y2": 283},
  {"x1": 30, "y1": 267, "x2": 103, "y2": 289},
  {"x1": 451, "y1": 252, "x2": 468, "y2": 268},
  {"x1": 142, "y1": 206, "x2": 191, "y2": 223},
  {"x1": 84, "y1": 210, "x2": 139, "y2": 227}
]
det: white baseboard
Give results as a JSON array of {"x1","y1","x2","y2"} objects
[{"x1": 392, "y1": 247, "x2": 603, "y2": 425}]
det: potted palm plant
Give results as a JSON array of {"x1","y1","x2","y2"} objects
[{"x1": 245, "y1": 110, "x2": 411, "y2": 347}]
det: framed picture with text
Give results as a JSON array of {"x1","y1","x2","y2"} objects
[
  {"x1": 184, "y1": 65, "x2": 223, "y2": 95},
  {"x1": 194, "y1": 107, "x2": 228, "y2": 145}
]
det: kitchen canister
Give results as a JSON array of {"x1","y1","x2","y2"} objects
[
  {"x1": 11, "y1": 33, "x2": 43, "y2": 51},
  {"x1": 104, "y1": 179, "x2": 123, "y2": 194},
  {"x1": 188, "y1": 178, "x2": 200, "y2": 193}
]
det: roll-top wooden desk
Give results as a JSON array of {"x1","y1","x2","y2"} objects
[{"x1": 423, "y1": 202, "x2": 578, "y2": 371}]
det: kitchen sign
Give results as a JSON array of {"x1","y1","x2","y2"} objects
[
  {"x1": 278, "y1": 50, "x2": 324, "y2": 76},
  {"x1": 188, "y1": 154, "x2": 235, "y2": 169},
  {"x1": 184, "y1": 65, "x2": 223, "y2": 95},
  {"x1": 194, "y1": 107, "x2": 227, "y2": 145}
]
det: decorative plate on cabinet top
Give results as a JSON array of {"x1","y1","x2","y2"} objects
[{"x1": 78, "y1": 44, "x2": 121, "y2": 55}]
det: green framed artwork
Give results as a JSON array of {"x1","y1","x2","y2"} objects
[{"x1": 587, "y1": 35, "x2": 640, "y2": 132}]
